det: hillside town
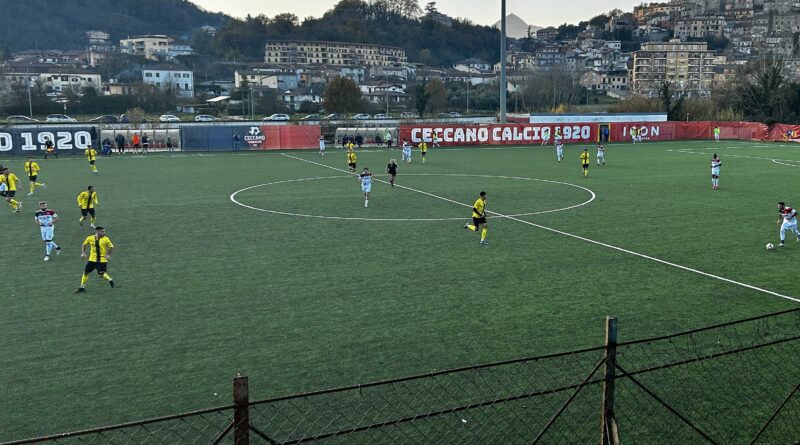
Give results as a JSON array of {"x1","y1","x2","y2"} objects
[{"x1": 2, "y1": 0, "x2": 800, "y2": 117}]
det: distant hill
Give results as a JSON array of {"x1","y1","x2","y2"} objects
[
  {"x1": 494, "y1": 13, "x2": 540, "y2": 39},
  {"x1": 0, "y1": 0, "x2": 227, "y2": 52}
]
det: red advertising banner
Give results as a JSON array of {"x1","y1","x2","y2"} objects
[
  {"x1": 244, "y1": 125, "x2": 321, "y2": 150},
  {"x1": 766, "y1": 124, "x2": 800, "y2": 142},
  {"x1": 399, "y1": 123, "x2": 599, "y2": 146}
]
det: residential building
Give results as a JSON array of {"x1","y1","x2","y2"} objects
[
  {"x1": 264, "y1": 41, "x2": 407, "y2": 67},
  {"x1": 536, "y1": 27, "x2": 559, "y2": 42},
  {"x1": 142, "y1": 66, "x2": 194, "y2": 98},
  {"x1": 632, "y1": 40, "x2": 717, "y2": 97},
  {"x1": 453, "y1": 58, "x2": 493, "y2": 73},
  {"x1": 581, "y1": 69, "x2": 630, "y2": 91},
  {"x1": 120, "y1": 35, "x2": 170, "y2": 60},
  {"x1": 674, "y1": 15, "x2": 726, "y2": 40},
  {"x1": 0, "y1": 69, "x2": 102, "y2": 94}
]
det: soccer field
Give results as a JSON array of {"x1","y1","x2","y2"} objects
[{"x1": 1, "y1": 140, "x2": 799, "y2": 440}]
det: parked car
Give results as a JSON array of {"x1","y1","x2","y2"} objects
[
  {"x1": 6, "y1": 115, "x2": 39, "y2": 122},
  {"x1": 448, "y1": 111, "x2": 462, "y2": 118},
  {"x1": 323, "y1": 113, "x2": 344, "y2": 120},
  {"x1": 263, "y1": 114, "x2": 290, "y2": 121},
  {"x1": 119, "y1": 114, "x2": 149, "y2": 123},
  {"x1": 300, "y1": 114, "x2": 320, "y2": 121},
  {"x1": 159, "y1": 114, "x2": 181, "y2": 122},
  {"x1": 400, "y1": 112, "x2": 419, "y2": 119},
  {"x1": 195, "y1": 115, "x2": 219, "y2": 122},
  {"x1": 45, "y1": 114, "x2": 77, "y2": 123},
  {"x1": 373, "y1": 113, "x2": 389, "y2": 119},
  {"x1": 351, "y1": 113, "x2": 371, "y2": 120},
  {"x1": 89, "y1": 115, "x2": 119, "y2": 123}
]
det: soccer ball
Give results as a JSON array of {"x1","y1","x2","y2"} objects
[{"x1": 766, "y1": 242, "x2": 775, "y2": 250}]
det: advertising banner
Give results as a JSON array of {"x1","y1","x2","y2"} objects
[
  {"x1": 182, "y1": 124, "x2": 320, "y2": 151},
  {"x1": 0, "y1": 126, "x2": 94, "y2": 154},
  {"x1": 400, "y1": 123, "x2": 599, "y2": 146}
]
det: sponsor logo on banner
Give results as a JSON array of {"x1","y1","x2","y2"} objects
[{"x1": 244, "y1": 126, "x2": 266, "y2": 148}]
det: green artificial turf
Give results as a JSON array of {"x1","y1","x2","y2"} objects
[{"x1": 0, "y1": 140, "x2": 798, "y2": 441}]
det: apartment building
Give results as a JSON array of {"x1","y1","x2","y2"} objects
[
  {"x1": 632, "y1": 40, "x2": 717, "y2": 96},
  {"x1": 264, "y1": 41, "x2": 407, "y2": 67},
  {"x1": 142, "y1": 66, "x2": 194, "y2": 98},
  {"x1": 674, "y1": 16, "x2": 726, "y2": 39}
]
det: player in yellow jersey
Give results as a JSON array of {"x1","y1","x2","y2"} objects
[
  {"x1": 75, "y1": 226, "x2": 115, "y2": 292},
  {"x1": 77, "y1": 185, "x2": 99, "y2": 227},
  {"x1": 345, "y1": 141, "x2": 355, "y2": 152},
  {"x1": 464, "y1": 191, "x2": 489, "y2": 245},
  {"x1": 24, "y1": 156, "x2": 46, "y2": 195},
  {"x1": 419, "y1": 141, "x2": 428, "y2": 164},
  {"x1": 85, "y1": 147, "x2": 99, "y2": 174},
  {"x1": 580, "y1": 148, "x2": 590, "y2": 177},
  {"x1": 346, "y1": 149, "x2": 357, "y2": 173},
  {"x1": 1, "y1": 167, "x2": 22, "y2": 212}
]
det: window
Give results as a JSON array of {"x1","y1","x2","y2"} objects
[{"x1": 156, "y1": 73, "x2": 160, "y2": 77}]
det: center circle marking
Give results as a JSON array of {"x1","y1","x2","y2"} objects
[{"x1": 230, "y1": 174, "x2": 596, "y2": 221}]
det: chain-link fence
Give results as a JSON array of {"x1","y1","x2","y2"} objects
[{"x1": 5, "y1": 308, "x2": 799, "y2": 445}]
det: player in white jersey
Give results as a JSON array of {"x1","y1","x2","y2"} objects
[
  {"x1": 555, "y1": 139, "x2": 564, "y2": 162},
  {"x1": 319, "y1": 136, "x2": 326, "y2": 156},
  {"x1": 540, "y1": 128, "x2": 551, "y2": 145},
  {"x1": 34, "y1": 201, "x2": 61, "y2": 261},
  {"x1": 359, "y1": 168, "x2": 373, "y2": 207},
  {"x1": 432, "y1": 130, "x2": 441, "y2": 148},
  {"x1": 596, "y1": 143, "x2": 605, "y2": 166},
  {"x1": 630, "y1": 127, "x2": 638, "y2": 143},
  {"x1": 636, "y1": 126, "x2": 643, "y2": 143},
  {"x1": 711, "y1": 154, "x2": 722, "y2": 189},
  {"x1": 777, "y1": 202, "x2": 800, "y2": 247},
  {"x1": 401, "y1": 140, "x2": 412, "y2": 163}
]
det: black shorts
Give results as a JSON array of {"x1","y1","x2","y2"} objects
[
  {"x1": 473, "y1": 216, "x2": 487, "y2": 226},
  {"x1": 421, "y1": 152, "x2": 427, "y2": 156},
  {"x1": 84, "y1": 261, "x2": 108, "y2": 274},
  {"x1": 583, "y1": 163, "x2": 589, "y2": 169},
  {"x1": 348, "y1": 162, "x2": 356, "y2": 168},
  {"x1": 29, "y1": 175, "x2": 37, "y2": 181},
  {"x1": 4, "y1": 190, "x2": 15, "y2": 198},
  {"x1": 80, "y1": 208, "x2": 96, "y2": 217},
  {"x1": 89, "y1": 160, "x2": 95, "y2": 165}
]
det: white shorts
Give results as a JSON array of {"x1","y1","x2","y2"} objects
[
  {"x1": 597, "y1": 152, "x2": 605, "y2": 158},
  {"x1": 319, "y1": 142, "x2": 325, "y2": 150},
  {"x1": 40, "y1": 226, "x2": 54, "y2": 241},
  {"x1": 361, "y1": 184, "x2": 371, "y2": 193},
  {"x1": 556, "y1": 146, "x2": 563, "y2": 155},
  {"x1": 711, "y1": 168, "x2": 720, "y2": 176},
  {"x1": 781, "y1": 219, "x2": 798, "y2": 231}
]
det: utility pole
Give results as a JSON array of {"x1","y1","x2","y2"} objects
[
  {"x1": 466, "y1": 81, "x2": 470, "y2": 115},
  {"x1": 27, "y1": 63, "x2": 33, "y2": 118},
  {"x1": 499, "y1": 0, "x2": 507, "y2": 123}
]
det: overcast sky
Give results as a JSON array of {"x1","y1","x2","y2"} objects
[{"x1": 192, "y1": 0, "x2": 639, "y2": 27}]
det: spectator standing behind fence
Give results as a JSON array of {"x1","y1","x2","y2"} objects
[
  {"x1": 385, "y1": 130, "x2": 393, "y2": 148},
  {"x1": 355, "y1": 133, "x2": 363, "y2": 149},
  {"x1": 166, "y1": 137, "x2": 174, "y2": 153},
  {"x1": 90, "y1": 126, "x2": 98, "y2": 148},
  {"x1": 233, "y1": 133, "x2": 241, "y2": 152},
  {"x1": 115, "y1": 133, "x2": 125, "y2": 154},
  {"x1": 101, "y1": 138, "x2": 112, "y2": 156},
  {"x1": 142, "y1": 134, "x2": 149, "y2": 154},
  {"x1": 132, "y1": 133, "x2": 141, "y2": 154}
]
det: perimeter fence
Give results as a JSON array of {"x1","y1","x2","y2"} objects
[{"x1": 5, "y1": 308, "x2": 799, "y2": 445}]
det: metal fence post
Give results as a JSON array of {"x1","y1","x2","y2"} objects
[
  {"x1": 600, "y1": 317, "x2": 619, "y2": 445},
  {"x1": 234, "y1": 375, "x2": 250, "y2": 445}
]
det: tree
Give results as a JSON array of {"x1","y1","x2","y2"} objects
[
  {"x1": 323, "y1": 77, "x2": 362, "y2": 113},
  {"x1": 425, "y1": 78, "x2": 447, "y2": 113},
  {"x1": 412, "y1": 83, "x2": 428, "y2": 116},
  {"x1": 727, "y1": 54, "x2": 793, "y2": 123},
  {"x1": 425, "y1": 2, "x2": 438, "y2": 15}
]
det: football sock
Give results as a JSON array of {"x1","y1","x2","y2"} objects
[
  {"x1": 91, "y1": 165, "x2": 98, "y2": 173},
  {"x1": 102, "y1": 273, "x2": 112, "y2": 281},
  {"x1": 481, "y1": 228, "x2": 487, "y2": 242},
  {"x1": 422, "y1": 157, "x2": 426, "y2": 163},
  {"x1": 90, "y1": 217, "x2": 96, "y2": 225},
  {"x1": 30, "y1": 183, "x2": 35, "y2": 193},
  {"x1": 51, "y1": 241, "x2": 59, "y2": 251},
  {"x1": 46, "y1": 243, "x2": 52, "y2": 255},
  {"x1": 80, "y1": 274, "x2": 89, "y2": 286},
  {"x1": 9, "y1": 199, "x2": 18, "y2": 209},
  {"x1": 466, "y1": 224, "x2": 476, "y2": 231},
  {"x1": 584, "y1": 169, "x2": 588, "y2": 177}
]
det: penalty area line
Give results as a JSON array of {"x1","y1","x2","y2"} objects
[{"x1": 281, "y1": 153, "x2": 800, "y2": 305}]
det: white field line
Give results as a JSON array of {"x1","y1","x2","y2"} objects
[
  {"x1": 772, "y1": 159, "x2": 800, "y2": 168},
  {"x1": 282, "y1": 153, "x2": 800, "y2": 305},
  {"x1": 669, "y1": 149, "x2": 800, "y2": 164}
]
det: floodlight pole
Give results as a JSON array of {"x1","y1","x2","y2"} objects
[{"x1": 499, "y1": 0, "x2": 507, "y2": 123}]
